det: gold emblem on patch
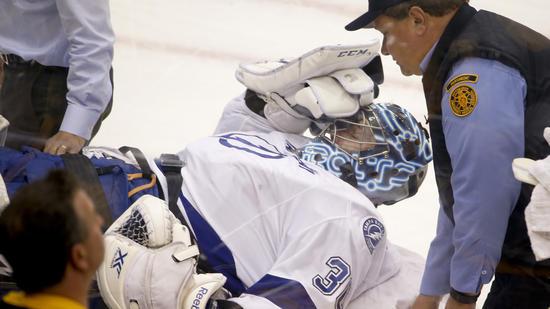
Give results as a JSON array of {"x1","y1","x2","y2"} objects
[{"x1": 449, "y1": 85, "x2": 477, "y2": 117}]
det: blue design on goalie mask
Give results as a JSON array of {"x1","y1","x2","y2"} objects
[{"x1": 299, "y1": 103, "x2": 432, "y2": 206}]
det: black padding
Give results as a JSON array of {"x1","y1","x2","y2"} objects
[
  {"x1": 362, "y1": 55, "x2": 384, "y2": 86},
  {"x1": 61, "y1": 153, "x2": 113, "y2": 227},
  {"x1": 339, "y1": 163, "x2": 358, "y2": 188},
  {"x1": 244, "y1": 90, "x2": 267, "y2": 118},
  {"x1": 158, "y1": 154, "x2": 196, "y2": 246},
  {"x1": 211, "y1": 300, "x2": 244, "y2": 309}
]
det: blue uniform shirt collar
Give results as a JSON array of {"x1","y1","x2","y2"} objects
[{"x1": 420, "y1": 41, "x2": 438, "y2": 74}]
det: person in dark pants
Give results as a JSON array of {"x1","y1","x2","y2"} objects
[
  {"x1": 0, "y1": 170, "x2": 105, "y2": 309},
  {"x1": 345, "y1": 0, "x2": 550, "y2": 308},
  {"x1": 0, "y1": 1, "x2": 115, "y2": 155}
]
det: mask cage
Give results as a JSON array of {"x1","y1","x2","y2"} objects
[{"x1": 318, "y1": 106, "x2": 390, "y2": 164}]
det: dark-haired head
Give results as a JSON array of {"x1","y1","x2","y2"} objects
[{"x1": 0, "y1": 170, "x2": 103, "y2": 293}]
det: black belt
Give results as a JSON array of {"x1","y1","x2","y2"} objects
[
  {"x1": 496, "y1": 259, "x2": 550, "y2": 278},
  {"x1": 2, "y1": 53, "x2": 32, "y2": 65},
  {"x1": 2, "y1": 54, "x2": 68, "y2": 73}
]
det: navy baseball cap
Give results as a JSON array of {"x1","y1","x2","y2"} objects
[{"x1": 345, "y1": 0, "x2": 409, "y2": 31}]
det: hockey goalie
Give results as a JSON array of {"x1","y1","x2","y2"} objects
[
  {"x1": 93, "y1": 41, "x2": 433, "y2": 309},
  {"x1": 1, "y1": 41, "x2": 433, "y2": 308}
]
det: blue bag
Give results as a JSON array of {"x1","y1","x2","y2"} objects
[
  {"x1": 0, "y1": 146, "x2": 169, "y2": 308},
  {"x1": 0, "y1": 146, "x2": 160, "y2": 221}
]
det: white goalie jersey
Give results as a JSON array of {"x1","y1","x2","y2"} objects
[
  {"x1": 95, "y1": 92, "x2": 423, "y2": 308},
  {"x1": 95, "y1": 43, "x2": 428, "y2": 308},
  {"x1": 175, "y1": 128, "x2": 401, "y2": 308}
]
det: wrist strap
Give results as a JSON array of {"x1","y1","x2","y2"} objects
[{"x1": 450, "y1": 288, "x2": 479, "y2": 304}]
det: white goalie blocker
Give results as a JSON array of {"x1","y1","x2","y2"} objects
[
  {"x1": 235, "y1": 39, "x2": 383, "y2": 133},
  {"x1": 97, "y1": 195, "x2": 227, "y2": 309}
]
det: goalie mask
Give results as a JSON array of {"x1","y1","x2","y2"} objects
[{"x1": 299, "y1": 103, "x2": 432, "y2": 206}]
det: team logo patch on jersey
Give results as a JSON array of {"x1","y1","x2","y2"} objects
[
  {"x1": 363, "y1": 217, "x2": 385, "y2": 254},
  {"x1": 449, "y1": 84, "x2": 478, "y2": 117},
  {"x1": 446, "y1": 74, "x2": 478, "y2": 92}
]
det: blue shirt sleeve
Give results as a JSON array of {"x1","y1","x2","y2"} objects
[
  {"x1": 0, "y1": 1, "x2": 114, "y2": 139},
  {"x1": 420, "y1": 57, "x2": 526, "y2": 294},
  {"x1": 420, "y1": 207, "x2": 455, "y2": 295},
  {"x1": 56, "y1": 0, "x2": 115, "y2": 139}
]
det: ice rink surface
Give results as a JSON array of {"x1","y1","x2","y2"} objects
[{"x1": 95, "y1": 1, "x2": 550, "y2": 306}]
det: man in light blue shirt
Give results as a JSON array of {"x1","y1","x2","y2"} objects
[
  {"x1": 0, "y1": 0, "x2": 115, "y2": 155},
  {"x1": 345, "y1": 0, "x2": 550, "y2": 308}
]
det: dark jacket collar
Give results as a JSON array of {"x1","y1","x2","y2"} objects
[{"x1": 422, "y1": 3, "x2": 478, "y2": 90}]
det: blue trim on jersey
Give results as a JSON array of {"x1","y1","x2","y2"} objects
[
  {"x1": 178, "y1": 193, "x2": 246, "y2": 295},
  {"x1": 247, "y1": 274, "x2": 316, "y2": 308}
]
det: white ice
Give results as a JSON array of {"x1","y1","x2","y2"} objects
[{"x1": 94, "y1": 1, "x2": 550, "y2": 307}]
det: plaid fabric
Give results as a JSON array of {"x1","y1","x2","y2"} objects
[{"x1": 0, "y1": 56, "x2": 112, "y2": 150}]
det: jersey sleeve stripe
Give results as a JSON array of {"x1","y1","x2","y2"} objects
[{"x1": 246, "y1": 274, "x2": 316, "y2": 308}]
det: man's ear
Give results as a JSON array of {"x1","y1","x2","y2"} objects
[
  {"x1": 70, "y1": 243, "x2": 89, "y2": 272},
  {"x1": 408, "y1": 6, "x2": 428, "y2": 35}
]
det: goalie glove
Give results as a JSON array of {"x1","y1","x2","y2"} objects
[
  {"x1": 236, "y1": 41, "x2": 382, "y2": 133},
  {"x1": 292, "y1": 68, "x2": 376, "y2": 118},
  {"x1": 512, "y1": 127, "x2": 550, "y2": 261},
  {"x1": 97, "y1": 195, "x2": 227, "y2": 309},
  {"x1": 261, "y1": 93, "x2": 312, "y2": 134}
]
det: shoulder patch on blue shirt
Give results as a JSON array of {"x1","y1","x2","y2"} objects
[
  {"x1": 449, "y1": 84, "x2": 478, "y2": 117},
  {"x1": 363, "y1": 217, "x2": 385, "y2": 254},
  {"x1": 446, "y1": 74, "x2": 478, "y2": 92}
]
